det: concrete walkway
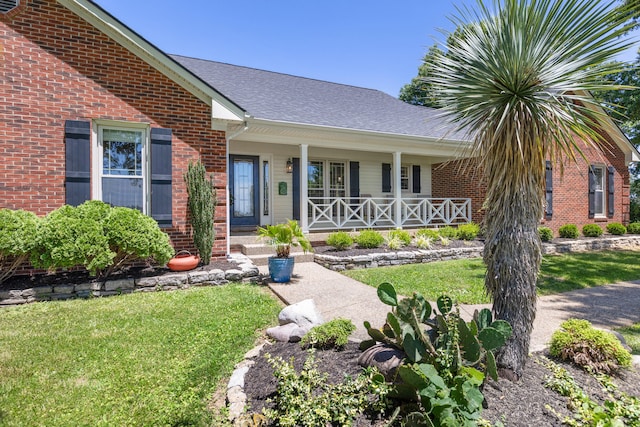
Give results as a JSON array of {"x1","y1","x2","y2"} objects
[{"x1": 264, "y1": 262, "x2": 640, "y2": 353}]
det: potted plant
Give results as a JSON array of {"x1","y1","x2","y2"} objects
[{"x1": 257, "y1": 219, "x2": 312, "y2": 283}]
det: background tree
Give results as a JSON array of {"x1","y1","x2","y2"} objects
[
  {"x1": 429, "y1": 0, "x2": 631, "y2": 379},
  {"x1": 398, "y1": 45, "x2": 443, "y2": 107}
]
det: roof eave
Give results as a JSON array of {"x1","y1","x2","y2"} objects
[{"x1": 57, "y1": 0, "x2": 245, "y2": 124}]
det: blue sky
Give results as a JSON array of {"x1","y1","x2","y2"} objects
[{"x1": 95, "y1": 0, "x2": 638, "y2": 97}]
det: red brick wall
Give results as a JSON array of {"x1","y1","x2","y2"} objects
[
  {"x1": 1, "y1": 1, "x2": 227, "y2": 258},
  {"x1": 432, "y1": 138, "x2": 631, "y2": 235}
]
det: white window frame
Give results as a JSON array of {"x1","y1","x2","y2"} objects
[
  {"x1": 92, "y1": 121, "x2": 150, "y2": 214},
  {"x1": 307, "y1": 159, "x2": 347, "y2": 198},
  {"x1": 592, "y1": 164, "x2": 606, "y2": 218},
  {"x1": 400, "y1": 165, "x2": 411, "y2": 191}
]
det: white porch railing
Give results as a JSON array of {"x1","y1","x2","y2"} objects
[{"x1": 307, "y1": 197, "x2": 472, "y2": 230}]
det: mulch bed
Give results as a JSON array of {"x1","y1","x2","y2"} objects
[{"x1": 243, "y1": 341, "x2": 640, "y2": 426}]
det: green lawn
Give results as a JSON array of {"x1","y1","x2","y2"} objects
[
  {"x1": 342, "y1": 251, "x2": 640, "y2": 304},
  {"x1": 617, "y1": 323, "x2": 640, "y2": 355},
  {"x1": 0, "y1": 284, "x2": 281, "y2": 426}
]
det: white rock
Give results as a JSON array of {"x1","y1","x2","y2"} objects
[{"x1": 278, "y1": 299, "x2": 324, "y2": 329}]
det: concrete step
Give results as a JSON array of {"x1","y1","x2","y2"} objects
[
  {"x1": 241, "y1": 243, "x2": 310, "y2": 256},
  {"x1": 248, "y1": 252, "x2": 315, "y2": 266}
]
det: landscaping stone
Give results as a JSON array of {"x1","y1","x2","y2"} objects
[
  {"x1": 278, "y1": 298, "x2": 324, "y2": 329},
  {"x1": 157, "y1": 274, "x2": 188, "y2": 288},
  {"x1": 225, "y1": 269, "x2": 244, "y2": 281},
  {"x1": 228, "y1": 366, "x2": 250, "y2": 389},
  {"x1": 104, "y1": 279, "x2": 135, "y2": 292},
  {"x1": 136, "y1": 276, "x2": 158, "y2": 288},
  {"x1": 266, "y1": 323, "x2": 300, "y2": 342},
  {"x1": 358, "y1": 343, "x2": 405, "y2": 381},
  {"x1": 53, "y1": 285, "x2": 74, "y2": 294}
]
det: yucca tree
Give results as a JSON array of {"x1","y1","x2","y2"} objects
[{"x1": 430, "y1": 0, "x2": 632, "y2": 378}]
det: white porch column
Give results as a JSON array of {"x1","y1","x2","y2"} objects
[
  {"x1": 300, "y1": 144, "x2": 309, "y2": 232},
  {"x1": 394, "y1": 151, "x2": 402, "y2": 228}
]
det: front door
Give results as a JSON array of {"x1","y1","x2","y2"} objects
[{"x1": 230, "y1": 155, "x2": 259, "y2": 227}]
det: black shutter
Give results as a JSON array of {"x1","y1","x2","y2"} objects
[
  {"x1": 545, "y1": 160, "x2": 553, "y2": 219},
  {"x1": 65, "y1": 120, "x2": 91, "y2": 206},
  {"x1": 150, "y1": 128, "x2": 172, "y2": 228},
  {"x1": 382, "y1": 163, "x2": 391, "y2": 193},
  {"x1": 292, "y1": 158, "x2": 300, "y2": 220},
  {"x1": 588, "y1": 166, "x2": 595, "y2": 219},
  {"x1": 412, "y1": 165, "x2": 421, "y2": 194},
  {"x1": 608, "y1": 166, "x2": 615, "y2": 218},
  {"x1": 349, "y1": 161, "x2": 360, "y2": 200}
]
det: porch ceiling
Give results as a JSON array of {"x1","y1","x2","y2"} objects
[{"x1": 233, "y1": 118, "x2": 472, "y2": 158}]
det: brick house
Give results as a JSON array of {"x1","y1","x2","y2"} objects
[{"x1": 2, "y1": 0, "x2": 638, "y2": 264}]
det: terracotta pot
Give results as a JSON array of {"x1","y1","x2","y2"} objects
[{"x1": 167, "y1": 252, "x2": 200, "y2": 272}]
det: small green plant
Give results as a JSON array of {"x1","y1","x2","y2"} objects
[
  {"x1": 582, "y1": 223, "x2": 603, "y2": 237},
  {"x1": 300, "y1": 318, "x2": 356, "y2": 350},
  {"x1": 438, "y1": 225, "x2": 459, "y2": 239},
  {"x1": 414, "y1": 235, "x2": 434, "y2": 249},
  {"x1": 416, "y1": 228, "x2": 440, "y2": 240},
  {"x1": 263, "y1": 351, "x2": 389, "y2": 426},
  {"x1": 559, "y1": 224, "x2": 579, "y2": 238},
  {"x1": 354, "y1": 229, "x2": 384, "y2": 249},
  {"x1": 549, "y1": 319, "x2": 631, "y2": 374},
  {"x1": 388, "y1": 229, "x2": 411, "y2": 246},
  {"x1": 361, "y1": 283, "x2": 512, "y2": 426},
  {"x1": 606, "y1": 222, "x2": 627, "y2": 235},
  {"x1": 439, "y1": 235, "x2": 451, "y2": 246},
  {"x1": 541, "y1": 357, "x2": 640, "y2": 426},
  {"x1": 0, "y1": 209, "x2": 39, "y2": 284},
  {"x1": 257, "y1": 219, "x2": 312, "y2": 258},
  {"x1": 184, "y1": 160, "x2": 217, "y2": 265},
  {"x1": 627, "y1": 222, "x2": 640, "y2": 234},
  {"x1": 326, "y1": 231, "x2": 353, "y2": 251},
  {"x1": 457, "y1": 222, "x2": 480, "y2": 240},
  {"x1": 538, "y1": 226, "x2": 553, "y2": 242},
  {"x1": 386, "y1": 236, "x2": 404, "y2": 250}
]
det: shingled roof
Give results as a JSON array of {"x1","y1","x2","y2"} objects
[{"x1": 171, "y1": 54, "x2": 467, "y2": 141}]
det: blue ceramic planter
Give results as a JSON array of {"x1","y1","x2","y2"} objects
[{"x1": 268, "y1": 257, "x2": 295, "y2": 283}]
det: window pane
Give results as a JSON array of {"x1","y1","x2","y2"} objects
[
  {"x1": 263, "y1": 160, "x2": 269, "y2": 216},
  {"x1": 593, "y1": 167, "x2": 605, "y2": 215},
  {"x1": 102, "y1": 177, "x2": 143, "y2": 210},
  {"x1": 103, "y1": 129, "x2": 143, "y2": 176},
  {"x1": 329, "y1": 162, "x2": 345, "y2": 198},
  {"x1": 401, "y1": 166, "x2": 409, "y2": 190},
  {"x1": 308, "y1": 161, "x2": 324, "y2": 199}
]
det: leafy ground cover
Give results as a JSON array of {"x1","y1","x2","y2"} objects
[
  {"x1": 0, "y1": 284, "x2": 281, "y2": 426},
  {"x1": 617, "y1": 323, "x2": 640, "y2": 354},
  {"x1": 342, "y1": 251, "x2": 640, "y2": 304}
]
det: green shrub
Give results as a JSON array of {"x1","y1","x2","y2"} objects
[
  {"x1": 538, "y1": 226, "x2": 554, "y2": 242},
  {"x1": 32, "y1": 201, "x2": 173, "y2": 278},
  {"x1": 606, "y1": 222, "x2": 627, "y2": 235},
  {"x1": 184, "y1": 160, "x2": 217, "y2": 265},
  {"x1": 388, "y1": 229, "x2": 411, "y2": 246},
  {"x1": 0, "y1": 209, "x2": 40, "y2": 284},
  {"x1": 549, "y1": 319, "x2": 632, "y2": 374},
  {"x1": 416, "y1": 228, "x2": 440, "y2": 240},
  {"x1": 104, "y1": 207, "x2": 174, "y2": 276},
  {"x1": 559, "y1": 224, "x2": 579, "y2": 238},
  {"x1": 354, "y1": 229, "x2": 384, "y2": 249},
  {"x1": 263, "y1": 352, "x2": 389, "y2": 426},
  {"x1": 627, "y1": 222, "x2": 640, "y2": 234},
  {"x1": 300, "y1": 318, "x2": 356, "y2": 350},
  {"x1": 438, "y1": 226, "x2": 458, "y2": 239},
  {"x1": 326, "y1": 231, "x2": 353, "y2": 251},
  {"x1": 386, "y1": 236, "x2": 404, "y2": 250},
  {"x1": 457, "y1": 222, "x2": 480, "y2": 240},
  {"x1": 582, "y1": 224, "x2": 603, "y2": 238}
]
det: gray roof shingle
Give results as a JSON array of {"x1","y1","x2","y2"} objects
[{"x1": 171, "y1": 54, "x2": 467, "y2": 141}]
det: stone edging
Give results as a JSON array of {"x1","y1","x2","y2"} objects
[
  {"x1": 0, "y1": 254, "x2": 259, "y2": 307},
  {"x1": 227, "y1": 341, "x2": 271, "y2": 422},
  {"x1": 314, "y1": 235, "x2": 640, "y2": 271}
]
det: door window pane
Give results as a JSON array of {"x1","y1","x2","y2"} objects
[
  {"x1": 308, "y1": 161, "x2": 324, "y2": 200},
  {"x1": 233, "y1": 159, "x2": 255, "y2": 218},
  {"x1": 329, "y1": 162, "x2": 346, "y2": 198}
]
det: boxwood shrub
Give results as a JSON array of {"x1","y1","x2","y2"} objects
[
  {"x1": 388, "y1": 229, "x2": 411, "y2": 246},
  {"x1": 627, "y1": 222, "x2": 640, "y2": 234},
  {"x1": 605, "y1": 222, "x2": 626, "y2": 235},
  {"x1": 416, "y1": 228, "x2": 440, "y2": 240},
  {"x1": 326, "y1": 231, "x2": 353, "y2": 251},
  {"x1": 582, "y1": 223, "x2": 603, "y2": 238},
  {"x1": 354, "y1": 229, "x2": 384, "y2": 249},
  {"x1": 438, "y1": 226, "x2": 458, "y2": 239},
  {"x1": 456, "y1": 223, "x2": 480, "y2": 240},
  {"x1": 538, "y1": 226, "x2": 553, "y2": 242},
  {"x1": 0, "y1": 209, "x2": 40, "y2": 284},
  {"x1": 558, "y1": 224, "x2": 579, "y2": 239}
]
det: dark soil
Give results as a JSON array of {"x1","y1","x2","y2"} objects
[
  {"x1": 243, "y1": 341, "x2": 640, "y2": 426},
  {"x1": 0, "y1": 259, "x2": 241, "y2": 292}
]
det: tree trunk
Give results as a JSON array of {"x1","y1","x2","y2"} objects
[{"x1": 483, "y1": 158, "x2": 544, "y2": 380}]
